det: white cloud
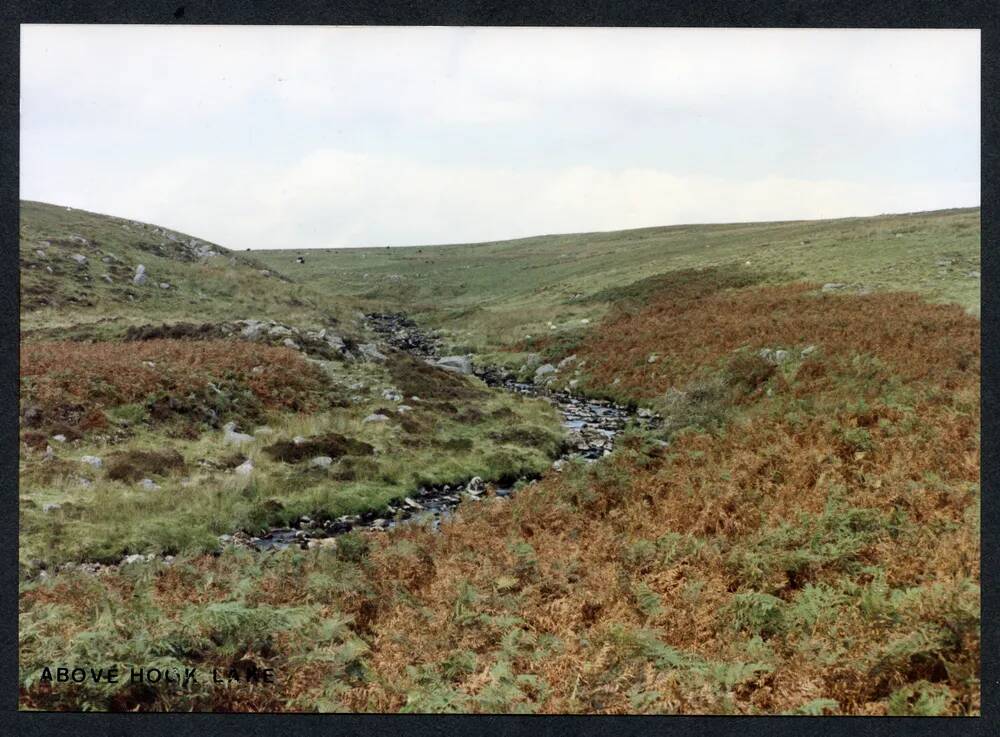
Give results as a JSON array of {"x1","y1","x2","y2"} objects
[
  {"x1": 38, "y1": 147, "x2": 977, "y2": 250},
  {"x1": 20, "y1": 26, "x2": 980, "y2": 248}
]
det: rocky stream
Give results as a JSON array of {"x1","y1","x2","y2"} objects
[
  {"x1": 37, "y1": 313, "x2": 658, "y2": 577},
  {"x1": 237, "y1": 313, "x2": 658, "y2": 552}
]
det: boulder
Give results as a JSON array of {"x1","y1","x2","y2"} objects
[
  {"x1": 240, "y1": 320, "x2": 265, "y2": 340},
  {"x1": 133, "y1": 264, "x2": 147, "y2": 286},
  {"x1": 534, "y1": 363, "x2": 557, "y2": 381},
  {"x1": 223, "y1": 422, "x2": 254, "y2": 446},
  {"x1": 435, "y1": 356, "x2": 473, "y2": 375},
  {"x1": 268, "y1": 325, "x2": 293, "y2": 338}
]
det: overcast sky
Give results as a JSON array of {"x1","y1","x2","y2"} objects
[{"x1": 21, "y1": 26, "x2": 979, "y2": 249}]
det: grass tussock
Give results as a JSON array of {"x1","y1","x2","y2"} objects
[{"x1": 263, "y1": 434, "x2": 375, "y2": 464}]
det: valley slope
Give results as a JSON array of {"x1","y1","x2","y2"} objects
[{"x1": 19, "y1": 202, "x2": 981, "y2": 715}]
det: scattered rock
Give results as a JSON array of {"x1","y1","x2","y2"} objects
[
  {"x1": 158, "y1": 282, "x2": 171, "y2": 290},
  {"x1": 801, "y1": 344, "x2": 818, "y2": 357},
  {"x1": 139, "y1": 478, "x2": 160, "y2": 491},
  {"x1": 382, "y1": 389, "x2": 404, "y2": 402},
  {"x1": 234, "y1": 460, "x2": 254, "y2": 476},
  {"x1": 133, "y1": 264, "x2": 147, "y2": 285},
  {"x1": 363, "y1": 413, "x2": 390, "y2": 424},
  {"x1": 647, "y1": 353, "x2": 659, "y2": 364},
  {"x1": 357, "y1": 343, "x2": 386, "y2": 363},
  {"x1": 282, "y1": 337, "x2": 301, "y2": 350},
  {"x1": 758, "y1": 347, "x2": 790, "y2": 365},
  {"x1": 51, "y1": 434, "x2": 67, "y2": 443},
  {"x1": 80, "y1": 455, "x2": 102, "y2": 468},
  {"x1": 309, "y1": 456, "x2": 333, "y2": 468},
  {"x1": 435, "y1": 355, "x2": 473, "y2": 375},
  {"x1": 223, "y1": 422, "x2": 254, "y2": 446},
  {"x1": 821, "y1": 283, "x2": 845, "y2": 292},
  {"x1": 534, "y1": 363, "x2": 557, "y2": 381},
  {"x1": 42, "y1": 503, "x2": 61, "y2": 513}
]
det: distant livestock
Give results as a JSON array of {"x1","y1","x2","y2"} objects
[{"x1": 296, "y1": 256, "x2": 305, "y2": 264}]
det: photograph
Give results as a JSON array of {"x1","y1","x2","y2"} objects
[{"x1": 16, "y1": 24, "x2": 981, "y2": 715}]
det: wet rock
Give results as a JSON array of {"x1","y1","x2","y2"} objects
[{"x1": 404, "y1": 497, "x2": 423, "y2": 510}]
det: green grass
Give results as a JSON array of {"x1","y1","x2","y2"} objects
[
  {"x1": 256, "y1": 208, "x2": 980, "y2": 354},
  {"x1": 20, "y1": 200, "x2": 359, "y2": 337},
  {"x1": 20, "y1": 364, "x2": 562, "y2": 570}
]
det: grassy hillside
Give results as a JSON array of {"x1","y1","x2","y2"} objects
[
  {"x1": 19, "y1": 200, "x2": 354, "y2": 337},
  {"x1": 256, "y1": 208, "x2": 980, "y2": 356}
]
